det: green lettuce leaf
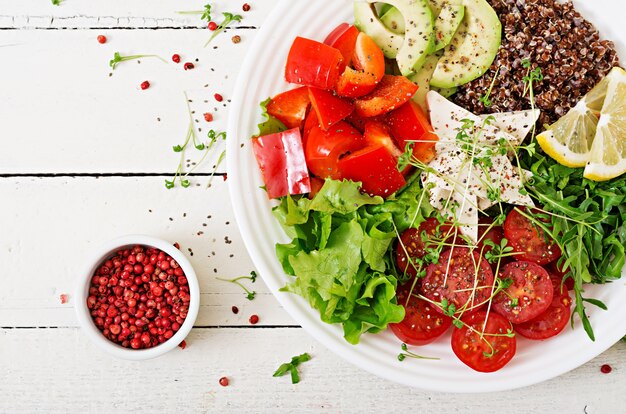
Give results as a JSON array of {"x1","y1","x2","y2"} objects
[{"x1": 255, "y1": 97, "x2": 287, "y2": 137}]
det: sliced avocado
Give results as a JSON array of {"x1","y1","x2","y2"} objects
[
  {"x1": 379, "y1": 6, "x2": 405, "y2": 35},
  {"x1": 354, "y1": 2, "x2": 404, "y2": 59},
  {"x1": 363, "y1": 0, "x2": 435, "y2": 76},
  {"x1": 434, "y1": 1, "x2": 464, "y2": 51},
  {"x1": 432, "y1": 86, "x2": 458, "y2": 97},
  {"x1": 428, "y1": 0, "x2": 447, "y2": 15},
  {"x1": 409, "y1": 53, "x2": 442, "y2": 112},
  {"x1": 430, "y1": 0, "x2": 501, "y2": 88}
]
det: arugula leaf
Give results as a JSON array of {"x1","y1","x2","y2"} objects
[
  {"x1": 273, "y1": 353, "x2": 311, "y2": 384},
  {"x1": 254, "y1": 98, "x2": 287, "y2": 138}
]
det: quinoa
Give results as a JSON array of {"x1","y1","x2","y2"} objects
[{"x1": 452, "y1": 0, "x2": 620, "y2": 127}]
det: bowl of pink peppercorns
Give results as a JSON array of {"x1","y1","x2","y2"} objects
[{"x1": 75, "y1": 235, "x2": 199, "y2": 360}]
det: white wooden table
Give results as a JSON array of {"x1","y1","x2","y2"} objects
[{"x1": 0, "y1": 1, "x2": 624, "y2": 412}]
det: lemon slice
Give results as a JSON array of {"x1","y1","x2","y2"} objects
[
  {"x1": 584, "y1": 67, "x2": 626, "y2": 181},
  {"x1": 536, "y1": 75, "x2": 611, "y2": 168}
]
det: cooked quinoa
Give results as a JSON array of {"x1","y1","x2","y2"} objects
[{"x1": 452, "y1": 0, "x2": 620, "y2": 127}]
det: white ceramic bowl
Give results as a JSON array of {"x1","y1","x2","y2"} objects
[{"x1": 75, "y1": 235, "x2": 200, "y2": 360}]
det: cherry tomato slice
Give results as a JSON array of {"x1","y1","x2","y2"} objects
[
  {"x1": 323, "y1": 23, "x2": 359, "y2": 65},
  {"x1": 422, "y1": 247, "x2": 494, "y2": 316},
  {"x1": 305, "y1": 121, "x2": 363, "y2": 179},
  {"x1": 492, "y1": 261, "x2": 554, "y2": 324},
  {"x1": 336, "y1": 33, "x2": 385, "y2": 98},
  {"x1": 285, "y1": 37, "x2": 345, "y2": 90},
  {"x1": 266, "y1": 86, "x2": 311, "y2": 130},
  {"x1": 503, "y1": 207, "x2": 561, "y2": 265},
  {"x1": 386, "y1": 100, "x2": 439, "y2": 164},
  {"x1": 308, "y1": 87, "x2": 354, "y2": 130},
  {"x1": 451, "y1": 311, "x2": 516, "y2": 373},
  {"x1": 389, "y1": 284, "x2": 452, "y2": 346},
  {"x1": 514, "y1": 272, "x2": 572, "y2": 340},
  {"x1": 354, "y1": 75, "x2": 418, "y2": 117},
  {"x1": 395, "y1": 218, "x2": 463, "y2": 278},
  {"x1": 476, "y1": 216, "x2": 504, "y2": 256}
]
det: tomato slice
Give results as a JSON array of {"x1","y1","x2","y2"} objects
[
  {"x1": 389, "y1": 284, "x2": 452, "y2": 346},
  {"x1": 336, "y1": 33, "x2": 385, "y2": 98},
  {"x1": 422, "y1": 247, "x2": 494, "y2": 316},
  {"x1": 285, "y1": 37, "x2": 345, "y2": 90},
  {"x1": 451, "y1": 311, "x2": 516, "y2": 373},
  {"x1": 395, "y1": 218, "x2": 463, "y2": 278},
  {"x1": 492, "y1": 261, "x2": 554, "y2": 324},
  {"x1": 308, "y1": 87, "x2": 354, "y2": 130},
  {"x1": 252, "y1": 128, "x2": 311, "y2": 199},
  {"x1": 514, "y1": 273, "x2": 572, "y2": 340},
  {"x1": 503, "y1": 207, "x2": 562, "y2": 265},
  {"x1": 305, "y1": 121, "x2": 363, "y2": 180},
  {"x1": 386, "y1": 100, "x2": 438, "y2": 163},
  {"x1": 266, "y1": 86, "x2": 311, "y2": 130},
  {"x1": 323, "y1": 23, "x2": 359, "y2": 65},
  {"x1": 337, "y1": 145, "x2": 406, "y2": 198},
  {"x1": 476, "y1": 216, "x2": 504, "y2": 256},
  {"x1": 354, "y1": 75, "x2": 418, "y2": 117}
]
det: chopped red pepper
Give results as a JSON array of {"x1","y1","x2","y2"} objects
[
  {"x1": 338, "y1": 145, "x2": 406, "y2": 198},
  {"x1": 308, "y1": 87, "x2": 354, "y2": 130},
  {"x1": 266, "y1": 86, "x2": 311, "y2": 129},
  {"x1": 285, "y1": 37, "x2": 345, "y2": 90}
]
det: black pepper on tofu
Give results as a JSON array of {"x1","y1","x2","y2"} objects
[{"x1": 452, "y1": 0, "x2": 620, "y2": 127}]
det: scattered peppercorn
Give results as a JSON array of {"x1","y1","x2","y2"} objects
[
  {"x1": 97, "y1": 35, "x2": 107, "y2": 44},
  {"x1": 231, "y1": 35, "x2": 241, "y2": 44},
  {"x1": 601, "y1": 364, "x2": 612, "y2": 374},
  {"x1": 231, "y1": 305, "x2": 239, "y2": 314},
  {"x1": 249, "y1": 314, "x2": 259, "y2": 324},
  {"x1": 173, "y1": 242, "x2": 180, "y2": 250},
  {"x1": 59, "y1": 294, "x2": 69, "y2": 304},
  {"x1": 242, "y1": 3, "x2": 251, "y2": 12},
  {"x1": 214, "y1": 93, "x2": 224, "y2": 102},
  {"x1": 140, "y1": 81, "x2": 150, "y2": 90},
  {"x1": 178, "y1": 340, "x2": 187, "y2": 350},
  {"x1": 204, "y1": 113, "x2": 214, "y2": 122},
  {"x1": 208, "y1": 21, "x2": 218, "y2": 31},
  {"x1": 184, "y1": 62, "x2": 195, "y2": 70},
  {"x1": 219, "y1": 376, "x2": 229, "y2": 387},
  {"x1": 172, "y1": 54, "x2": 181, "y2": 63}
]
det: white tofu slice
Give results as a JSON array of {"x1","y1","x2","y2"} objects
[{"x1": 480, "y1": 110, "x2": 540, "y2": 147}]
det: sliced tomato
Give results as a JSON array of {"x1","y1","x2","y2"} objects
[
  {"x1": 492, "y1": 261, "x2": 554, "y2": 324},
  {"x1": 336, "y1": 33, "x2": 385, "y2": 98},
  {"x1": 285, "y1": 37, "x2": 345, "y2": 90},
  {"x1": 389, "y1": 284, "x2": 452, "y2": 346},
  {"x1": 252, "y1": 128, "x2": 311, "y2": 199},
  {"x1": 363, "y1": 121, "x2": 403, "y2": 159},
  {"x1": 386, "y1": 100, "x2": 438, "y2": 163},
  {"x1": 323, "y1": 23, "x2": 359, "y2": 65},
  {"x1": 422, "y1": 247, "x2": 494, "y2": 316},
  {"x1": 308, "y1": 87, "x2": 354, "y2": 130},
  {"x1": 395, "y1": 218, "x2": 463, "y2": 278},
  {"x1": 307, "y1": 177, "x2": 325, "y2": 199},
  {"x1": 451, "y1": 311, "x2": 516, "y2": 373},
  {"x1": 266, "y1": 86, "x2": 311, "y2": 130},
  {"x1": 354, "y1": 75, "x2": 419, "y2": 117},
  {"x1": 514, "y1": 273, "x2": 573, "y2": 340},
  {"x1": 338, "y1": 145, "x2": 406, "y2": 198},
  {"x1": 503, "y1": 207, "x2": 562, "y2": 265},
  {"x1": 305, "y1": 121, "x2": 363, "y2": 179}
]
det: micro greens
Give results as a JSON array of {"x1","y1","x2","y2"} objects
[
  {"x1": 273, "y1": 353, "x2": 311, "y2": 384},
  {"x1": 175, "y1": 3, "x2": 213, "y2": 21},
  {"x1": 51, "y1": 0, "x2": 63, "y2": 5},
  {"x1": 109, "y1": 52, "x2": 167, "y2": 70},
  {"x1": 204, "y1": 12, "x2": 243, "y2": 47},
  {"x1": 478, "y1": 67, "x2": 500, "y2": 108},
  {"x1": 216, "y1": 271, "x2": 257, "y2": 300},
  {"x1": 397, "y1": 343, "x2": 439, "y2": 361}
]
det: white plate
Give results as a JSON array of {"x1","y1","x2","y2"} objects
[{"x1": 227, "y1": 0, "x2": 626, "y2": 392}]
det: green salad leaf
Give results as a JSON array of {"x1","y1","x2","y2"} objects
[{"x1": 254, "y1": 98, "x2": 287, "y2": 138}]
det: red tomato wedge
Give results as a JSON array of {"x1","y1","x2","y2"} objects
[
  {"x1": 266, "y1": 86, "x2": 311, "y2": 130},
  {"x1": 514, "y1": 273, "x2": 572, "y2": 340},
  {"x1": 504, "y1": 207, "x2": 562, "y2": 265},
  {"x1": 285, "y1": 37, "x2": 345, "y2": 90},
  {"x1": 395, "y1": 218, "x2": 463, "y2": 278},
  {"x1": 323, "y1": 23, "x2": 359, "y2": 65},
  {"x1": 389, "y1": 284, "x2": 452, "y2": 346},
  {"x1": 363, "y1": 121, "x2": 403, "y2": 159},
  {"x1": 336, "y1": 33, "x2": 385, "y2": 98},
  {"x1": 354, "y1": 75, "x2": 418, "y2": 117},
  {"x1": 305, "y1": 121, "x2": 363, "y2": 180},
  {"x1": 492, "y1": 261, "x2": 554, "y2": 324},
  {"x1": 252, "y1": 128, "x2": 311, "y2": 199},
  {"x1": 386, "y1": 100, "x2": 438, "y2": 163},
  {"x1": 308, "y1": 87, "x2": 354, "y2": 130},
  {"x1": 338, "y1": 145, "x2": 406, "y2": 197},
  {"x1": 451, "y1": 311, "x2": 516, "y2": 373},
  {"x1": 422, "y1": 247, "x2": 494, "y2": 316}
]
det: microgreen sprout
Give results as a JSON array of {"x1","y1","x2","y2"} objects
[
  {"x1": 204, "y1": 12, "x2": 243, "y2": 47},
  {"x1": 397, "y1": 343, "x2": 439, "y2": 362},
  {"x1": 216, "y1": 271, "x2": 257, "y2": 300},
  {"x1": 478, "y1": 67, "x2": 501, "y2": 108},
  {"x1": 273, "y1": 353, "x2": 311, "y2": 384},
  {"x1": 109, "y1": 52, "x2": 167, "y2": 70},
  {"x1": 175, "y1": 3, "x2": 213, "y2": 21}
]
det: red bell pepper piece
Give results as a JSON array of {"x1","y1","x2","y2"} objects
[
  {"x1": 252, "y1": 128, "x2": 311, "y2": 199},
  {"x1": 354, "y1": 75, "x2": 419, "y2": 117},
  {"x1": 386, "y1": 100, "x2": 439, "y2": 163},
  {"x1": 338, "y1": 145, "x2": 406, "y2": 198},
  {"x1": 266, "y1": 86, "x2": 311, "y2": 130},
  {"x1": 324, "y1": 23, "x2": 360, "y2": 65},
  {"x1": 305, "y1": 121, "x2": 364, "y2": 180},
  {"x1": 308, "y1": 87, "x2": 354, "y2": 130},
  {"x1": 336, "y1": 32, "x2": 385, "y2": 98},
  {"x1": 285, "y1": 37, "x2": 345, "y2": 90}
]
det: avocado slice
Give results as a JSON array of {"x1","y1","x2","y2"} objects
[
  {"x1": 409, "y1": 52, "x2": 442, "y2": 111},
  {"x1": 430, "y1": 0, "x2": 501, "y2": 88},
  {"x1": 379, "y1": 6, "x2": 405, "y2": 35},
  {"x1": 354, "y1": 2, "x2": 404, "y2": 59},
  {"x1": 361, "y1": 0, "x2": 435, "y2": 76},
  {"x1": 434, "y1": 1, "x2": 465, "y2": 51},
  {"x1": 432, "y1": 86, "x2": 458, "y2": 97}
]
